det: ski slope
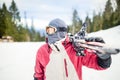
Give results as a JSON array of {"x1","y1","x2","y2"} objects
[
  {"x1": 0, "y1": 25, "x2": 120, "y2": 80},
  {"x1": 83, "y1": 25, "x2": 120, "y2": 80}
]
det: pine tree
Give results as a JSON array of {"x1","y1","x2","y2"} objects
[
  {"x1": 103, "y1": 0, "x2": 113, "y2": 29},
  {"x1": 72, "y1": 9, "x2": 82, "y2": 34},
  {"x1": 115, "y1": 0, "x2": 120, "y2": 25},
  {"x1": 9, "y1": 0, "x2": 20, "y2": 24},
  {"x1": 98, "y1": 12, "x2": 103, "y2": 30},
  {"x1": 85, "y1": 14, "x2": 91, "y2": 33},
  {"x1": 92, "y1": 12, "x2": 103, "y2": 32},
  {"x1": 92, "y1": 11, "x2": 98, "y2": 32},
  {"x1": 0, "y1": 3, "x2": 14, "y2": 37},
  {"x1": 0, "y1": 4, "x2": 6, "y2": 38}
]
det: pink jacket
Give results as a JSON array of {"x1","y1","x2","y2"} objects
[{"x1": 34, "y1": 39, "x2": 105, "y2": 80}]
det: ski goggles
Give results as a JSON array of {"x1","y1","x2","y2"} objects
[{"x1": 46, "y1": 26, "x2": 67, "y2": 34}]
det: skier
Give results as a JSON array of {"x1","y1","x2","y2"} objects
[{"x1": 34, "y1": 18, "x2": 112, "y2": 80}]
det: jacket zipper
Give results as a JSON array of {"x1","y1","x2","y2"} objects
[{"x1": 64, "y1": 58, "x2": 68, "y2": 77}]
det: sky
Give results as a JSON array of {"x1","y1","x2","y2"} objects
[{"x1": 0, "y1": 0, "x2": 113, "y2": 30}]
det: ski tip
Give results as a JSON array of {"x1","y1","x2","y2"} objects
[
  {"x1": 102, "y1": 47, "x2": 120, "y2": 55},
  {"x1": 116, "y1": 49, "x2": 120, "y2": 54},
  {"x1": 111, "y1": 48, "x2": 120, "y2": 55}
]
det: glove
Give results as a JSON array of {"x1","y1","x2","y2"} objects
[
  {"x1": 85, "y1": 37, "x2": 111, "y2": 59},
  {"x1": 85, "y1": 37, "x2": 105, "y2": 43}
]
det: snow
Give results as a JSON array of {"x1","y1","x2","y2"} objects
[
  {"x1": 0, "y1": 42, "x2": 45, "y2": 80},
  {"x1": 83, "y1": 25, "x2": 120, "y2": 80},
  {"x1": 0, "y1": 25, "x2": 120, "y2": 80}
]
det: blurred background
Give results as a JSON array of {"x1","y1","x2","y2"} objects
[
  {"x1": 0, "y1": 0, "x2": 120, "y2": 80},
  {"x1": 0, "y1": 0, "x2": 120, "y2": 42}
]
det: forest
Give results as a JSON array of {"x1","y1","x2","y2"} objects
[
  {"x1": 69, "y1": 0, "x2": 120, "y2": 34},
  {"x1": 0, "y1": 0, "x2": 120, "y2": 42}
]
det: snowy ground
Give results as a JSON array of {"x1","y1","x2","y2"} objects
[
  {"x1": 83, "y1": 25, "x2": 120, "y2": 80},
  {"x1": 0, "y1": 25, "x2": 120, "y2": 80}
]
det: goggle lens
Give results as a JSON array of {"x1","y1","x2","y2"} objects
[
  {"x1": 46, "y1": 27, "x2": 57, "y2": 34},
  {"x1": 46, "y1": 26, "x2": 67, "y2": 34}
]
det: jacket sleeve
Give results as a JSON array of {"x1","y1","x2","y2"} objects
[
  {"x1": 81, "y1": 49, "x2": 111, "y2": 70},
  {"x1": 34, "y1": 49, "x2": 44, "y2": 80}
]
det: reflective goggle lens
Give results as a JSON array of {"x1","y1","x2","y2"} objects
[{"x1": 46, "y1": 26, "x2": 57, "y2": 34}]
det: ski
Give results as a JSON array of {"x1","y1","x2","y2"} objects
[
  {"x1": 69, "y1": 23, "x2": 120, "y2": 56},
  {"x1": 78, "y1": 41, "x2": 120, "y2": 55}
]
